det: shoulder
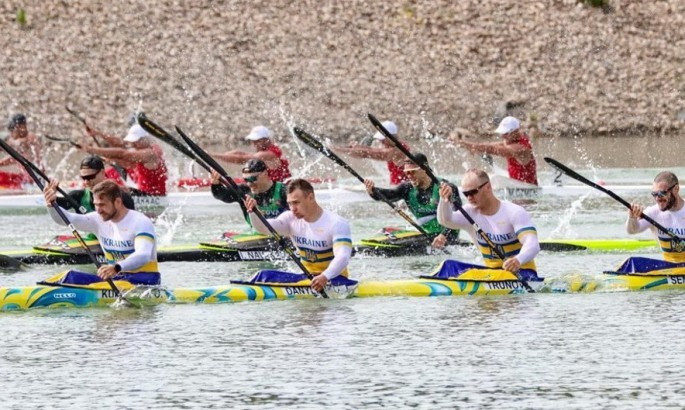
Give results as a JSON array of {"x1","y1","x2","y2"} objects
[{"x1": 129, "y1": 210, "x2": 155, "y2": 228}]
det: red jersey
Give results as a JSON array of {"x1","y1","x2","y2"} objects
[
  {"x1": 507, "y1": 134, "x2": 538, "y2": 185},
  {"x1": 265, "y1": 144, "x2": 291, "y2": 182},
  {"x1": 104, "y1": 167, "x2": 126, "y2": 186},
  {"x1": 387, "y1": 142, "x2": 410, "y2": 185},
  {"x1": 127, "y1": 145, "x2": 168, "y2": 195}
]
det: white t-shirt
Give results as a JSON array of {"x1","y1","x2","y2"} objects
[
  {"x1": 250, "y1": 209, "x2": 352, "y2": 279},
  {"x1": 49, "y1": 207, "x2": 158, "y2": 272},
  {"x1": 437, "y1": 199, "x2": 539, "y2": 270},
  {"x1": 626, "y1": 203, "x2": 685, "y2": 262}
]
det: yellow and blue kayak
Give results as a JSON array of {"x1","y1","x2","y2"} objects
[{"x1": 2, "y1": 257, "x2": 683, "y2": 311}]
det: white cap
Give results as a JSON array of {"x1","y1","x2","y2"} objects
[
  {"x1": 123, "y1": 124, "x2": 150, "y2": 142},
  {"x1": 494, "y1": 116, "x2": 520, "y2": 135},
  {"x1": 245, "y1": 125, "x2": 272, "y2": 141},
  {"x1": 372, "y1": 121, "x2": 398, "y2": 140}
]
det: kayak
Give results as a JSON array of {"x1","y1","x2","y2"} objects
[
  {"x1": 0, "y1": 230, "x2": 658, "y2": 268},
  {"x1": 0, "y1": 261, "x2": 545, "y2": 311},
  {"x1": 3, "y1": 257, "x2": 684, "y2": 312}
]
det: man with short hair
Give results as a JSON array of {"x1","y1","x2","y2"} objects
[
  {"x1": 78, "y1": 123, "x2": 168, "y2": 196},
  {"x1": 212, "y1": 125, "x2": 292, "y2": 182},
  {"x1": 363, "y1": 153, "x2": 461, "y2": 249},
  {"x1": 56, "y1": 155, "x2": 135, "y2": 213},
  {"x1": 244, "y1": 178, "x2": 352, "y2": 292},
  {"x1": 437, "y1": 169, "x2": 540, "y2": 276},
  {"x1": 210, "y1": 158, "x2": 288, "y2": 226},
  {"x1": 453, "y1": 116, "x2": 538, "y2": 185},
  {"x1": 43, "y1": 179, "x2": 159, "y2": 285},
  {"x1": 627, "y1": 171, "x2": 685, "y2": 262},
  {"x1": 0, "y1": 114, "x2": 43, "y2": 187},
  {"x1": 336, "y1": 120, "x2": 410, "y2": 185}
]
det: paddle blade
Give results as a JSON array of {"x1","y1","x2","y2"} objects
[
  {"x1": 175, "y1": 126, "x2": 230, "y2": 177},
  {"x1": 293, "y1": 127, "x2": 326, "y2": 152}
]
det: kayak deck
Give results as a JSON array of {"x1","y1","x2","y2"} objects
[{"x1": 4, "y1": 273, "x2": 685, "y2": 311}]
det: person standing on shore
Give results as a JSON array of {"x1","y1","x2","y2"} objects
[
  {"x1": 335, "y1": 120, "x2": 410, "y2": 186},
  {"x1": 452, "y1": 116, "x2": 538, "y2": 185},
  {"x1": 211, "y1": 125, "x2": 292, "y2": 183}
]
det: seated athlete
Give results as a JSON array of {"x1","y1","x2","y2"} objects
[
  {"x1": 244, "y1": 179, "x2": 352, "y2": 292},
  {"x1": 56, "y1": 155, "x2": 135, "y2": 213},
  {"x1": 43, "y1": 179, "x2": 159, "y2": 285},
  {"x1": 363, "y1": 153, "x2": 461, "y2": 249},
  {"x1": 437, "y1": 169, "x2": 540, "y2": 276},
  {"x1": 627, "y1": 171, "x2": 685, "y2": 262},
  {"x1": 210, "y1": 158, "x2": 287, "y2": 228}
]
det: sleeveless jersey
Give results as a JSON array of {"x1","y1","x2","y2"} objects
[
  {"x1": 265, "y1": 144, "x2": 292, "y2": 182},
  {"x1": 507, "y1": 134, "x2": 538, "y2": 185},
  {"x1": 127, "y1": 145, "x2": 168, "y2": 196}
]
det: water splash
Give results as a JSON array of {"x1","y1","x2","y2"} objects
[{"x1": 547, "y1": 191, "x2": 592, "y2": 239}]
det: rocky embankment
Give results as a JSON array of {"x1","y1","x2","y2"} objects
[{"x1": 0, "y1": 0, "x2": 683, "y2": 144}]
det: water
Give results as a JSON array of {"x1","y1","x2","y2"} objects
[{"x1": 2, "y1": 166, "x2": 683, "y2": 409}]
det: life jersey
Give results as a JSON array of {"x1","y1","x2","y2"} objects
[
  {"x1": 387, "y1": 142, "x2": 410, "y2": 185},
  {"x1": 438, "y1": 200, "x2": 539, "y2": 271},
  {"x1": 506, "y1": 133, "x2": 538, "y2": 185},
  {"x1": 127, "y1": 145, "x2": 168, "y2": 196},
  {"x1": 627, "y1": 204, "x2": 685, "y2": 263},
  {"x1": 407, "y1": 182, "x2": 442, "y2": 234},
  {"x1": 48, "y1": 207, "x2": 159, "y2": 274},
  {"x1": 249, "y1": 209, "x2": 353, "y2": 279},
  {"x1": 265, "y1": 144, "x2": 292, "y2": 182}
]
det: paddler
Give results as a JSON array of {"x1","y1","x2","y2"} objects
[
  {"x1": 56, "y1": 155, "x2": 135, "y2": 213},
  {"x1": 627, "y1": 171, "x2": 685, "y2": 261},
  {"x1": 0, "y1": 114, "x2": 44, "y2": 187},
  {"x1": 78, "y1": 123, "x2": 168, "y2": 196},
  {"x1": 244, "y1": 179, "x2": 352, "y2": 292},
  {"x1": 335, "y1": 120, "x2": 410, "y2": 185},
  {"x1": 451, "y1": 116, "x2": 538, "y2": 185},
  {"x1": 363, "y1": 153, "x2": 461, "y2": 249},
  {"x1": 211, "y1": 125, "x2": 292, "y2": 182},
  {"x1": 437, "y1": 169, "x2": 540, "y2": 277},
  {"x1": 210, "y1": 158, "x2": 288, "y2": 225},
  {"x1": 42, "y1": 179, "x2": 160, "y2": 285}
]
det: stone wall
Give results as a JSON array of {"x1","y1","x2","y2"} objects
[{"x1": 1, "y1": 0, "x2": 683, "y2": 144}]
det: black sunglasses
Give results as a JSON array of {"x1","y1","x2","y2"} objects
[
  {"x1": 80, "y1": 172, "x2": 100, "y2": 181},
  {"x1": 244, "y1": 175, "x2": 259, "y2": 183},
  {"x1": 651, "y1": 183, "x2": 678, "y2": 198},
  {"x1": 463, "y1": 181, "x2": 489, "y2": 197}
]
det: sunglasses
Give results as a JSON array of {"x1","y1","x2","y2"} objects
[
  {"x1": 463, "y1": 181, "x2": 489, "y2": 198},
  {"x1": 651, "y1": 183, "x2": 678, "y2": 198},
  {"x1": 80, "y1": 172, "x2": 100, "y2": 181},
  {"x1": 244, "y1": 175, "x2": 259, "y2": 183}
]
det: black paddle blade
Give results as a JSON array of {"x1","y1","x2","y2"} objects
[
  {"x1": 0, "y1": 254, "x2": 23, "y2": 272},
  {"x1": 175, "y1": 126, "x2": 230, "y2": 178},
  {"x1": 543, "y1": 157, "x2": 596, "y2": 187},
  {"x1": 293, "y1": 127, "x2": 326, "y2": 151}
]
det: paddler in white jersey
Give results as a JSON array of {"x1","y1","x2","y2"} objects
[
  {"x1": 627, "y1": 171, "x2": 685, "y2": 262},
  {"x1": 437, "y1": 169, "x2": 540, "y2": 277},
  {"x1": 42, "y1": 179, "x2": 159, "y2": 285},
  {"x1": 244, "y1": 178, "x2": 353, "y2": 292}
]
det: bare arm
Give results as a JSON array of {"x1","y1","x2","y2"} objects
[
  {"x1": 336, "y1": 146, "x2": 398, "y2": 162},
  {"x1": 84, "y1": 146, "x2": 158, "y2": 165},
  {"x1": 459, "y1": 141, "x2": 534, "y2": 164},
  {"x1": 86, "y1": 127, "x2": 126, "y2": 147}
]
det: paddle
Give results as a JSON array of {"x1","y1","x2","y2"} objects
[
  {"x1": 44, "y1": 135, "x2": 83, "y2": 149},
  {"x1": 65, "y1": 105, "x2": 102, "y2": 148},
  {"x1": 0, "y1": 138, "x2": 87, "y2": 214},
  {"x1": 292, "y1": 127, "x2": 429, "y2": 236},
  {"x1": 368, "y1": 113, "x2": 536, "y2": 292},
  {"x1": 174, "y1": 125, "x2": 329, "y2": 299},
  {"x1": 544, "y1": 157, "x2": 684, "y2": 247},
  {"x1": 135, "y1": 114, "x2": 251, "y2": 219},
  {"x1": 0, "y1": 141, "x2": 133, "y2": 305}
]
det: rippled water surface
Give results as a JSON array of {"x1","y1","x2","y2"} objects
[{"x1": 2, "y1": 167, "x2": 685, "y2": 409}]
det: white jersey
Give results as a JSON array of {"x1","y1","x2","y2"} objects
[
  {"x1": 437, "y1": 199, "x2": 539, "y2": 270},
  {"x1": 49, "y1": 207, "x2": 158, "y2": 272},
  {"x1": 626, "y1": 203, "x2": 685, "y2": 262},
  {"x1": 250, "y1": 209, "x2": 352, "y2": 279}
]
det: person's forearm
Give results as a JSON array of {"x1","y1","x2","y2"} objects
[
  {"x1": 515, "y1": 233, "x2": 540, "y2": 265},
  {"x1": 321, "y1": 246, "x2": 352, "y2": 280}
]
